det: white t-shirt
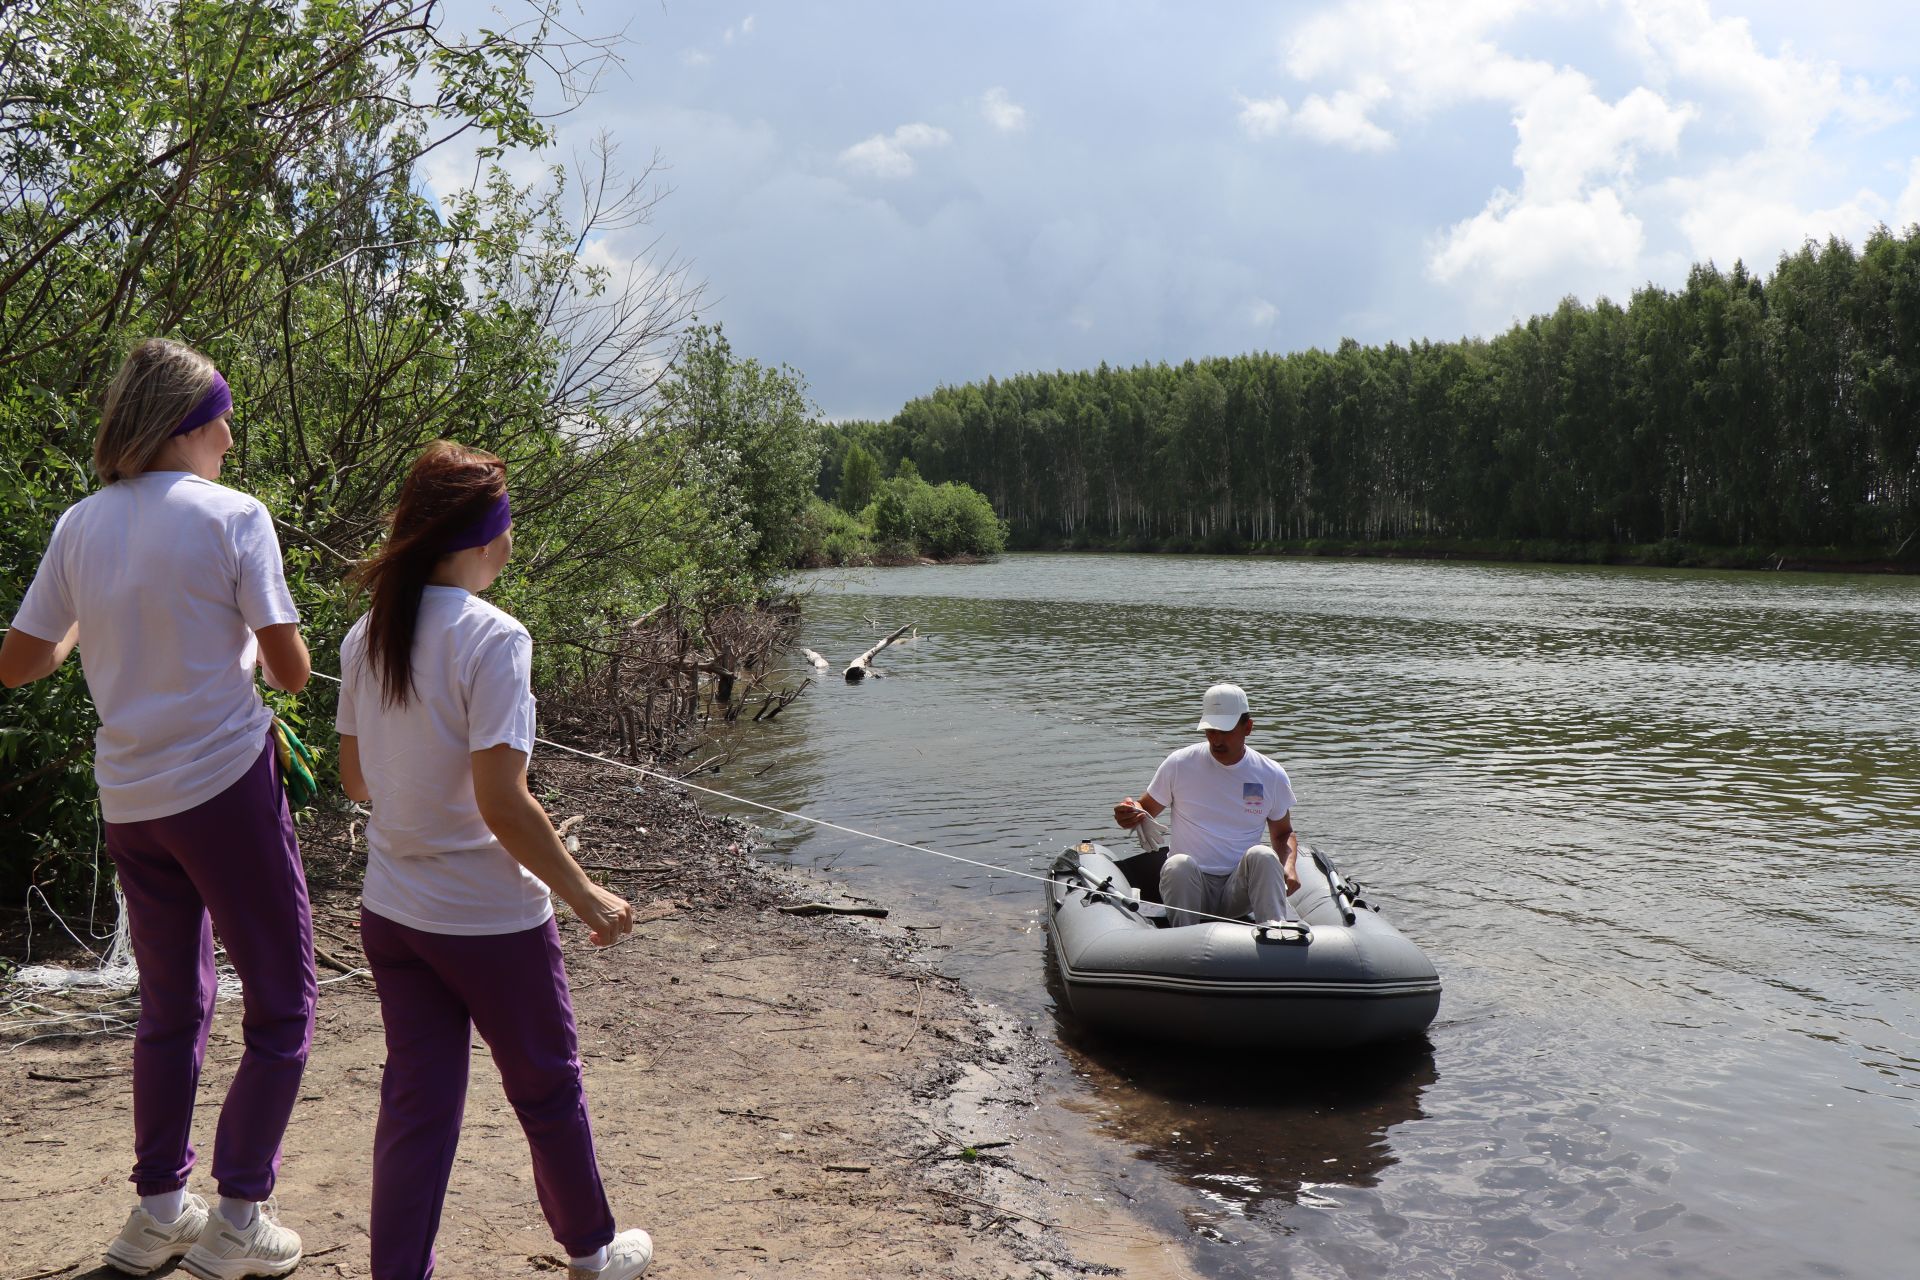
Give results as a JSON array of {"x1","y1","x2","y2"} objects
[
  {"x1": 337, "y1": 586, "x2": 553, "y2": 936},
  {"x1": 1145, "y1": 741, "x2": 1296, "y2": 875},
  {"x1": 11, "y1": 472, "x2": 298, "y2": 823}
]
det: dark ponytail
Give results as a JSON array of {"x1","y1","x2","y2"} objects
[{"x1": 351, "y1": 441, "x2": 508, "y2": 707}]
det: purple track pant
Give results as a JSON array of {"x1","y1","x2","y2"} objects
[
  {"x1": 104, "y1": 732, "x2": 316, "y2": 1201},
  {"x1": 359, "y1": 909, "x2": 616, "y2": 1280}
]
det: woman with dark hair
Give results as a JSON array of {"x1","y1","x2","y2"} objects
[
  {"x1": 335, "y1": 441, "x2": 650, "y2": 1280},
  {"x1": 1, "y1": 337, "x2": 314, "y2": 1278}
]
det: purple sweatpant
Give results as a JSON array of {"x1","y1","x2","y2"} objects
[
  {"x1": 360, "y1": 909, "x2": 616, "y2": 1280},
  {"x1": 105, "y1": 732, "x2": 316, "y2": 1200}
]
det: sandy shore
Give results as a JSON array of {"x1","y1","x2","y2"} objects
[{"x1": 3, "y1": 748, "x2": 1187, "y2": 1279}]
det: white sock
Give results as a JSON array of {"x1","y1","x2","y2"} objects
[
  {"x1": 141, "y1": 1189, "x2": 187, "y2": 1223},
  {"x1": 569, "y1": 1245, "x2": 609, "y2": 1271},
  {"x1": 219, "y1": 1197, "x2": 257, "y2": 1229}
]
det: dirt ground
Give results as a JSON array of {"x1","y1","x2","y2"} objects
[{"x1": 2, "y1": 749, "x2": 1188, "y2": 1280}]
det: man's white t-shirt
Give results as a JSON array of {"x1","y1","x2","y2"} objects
[
  {"x1": 336, "y1": 586, "x2": 553, "y2": 936},
  {"x1": 1145, "y1": 741, "x2": 1296, "y2": 875},
  {"x1": 11, "y1": 472, "x2": 299, "y2": 823}
]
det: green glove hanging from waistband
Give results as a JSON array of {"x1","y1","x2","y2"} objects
[{"x1": 272, "y1": 715, "x2": 321, "y2": 810}]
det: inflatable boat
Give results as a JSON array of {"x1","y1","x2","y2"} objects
[{"x1": 1046, "y1": 841, "x2": 1441, "y2": 1048}]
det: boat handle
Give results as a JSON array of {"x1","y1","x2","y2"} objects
[{"x1": 1254, "y1": 921, "x2": 1312, "y2": 945}]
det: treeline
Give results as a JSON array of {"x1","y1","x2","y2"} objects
[
  {"x1": 823, "y1": 233, "x2": 1920, "y2": 559},
  {"x1": 1, "y1": 1, "x2": 821, "y2": 903}
]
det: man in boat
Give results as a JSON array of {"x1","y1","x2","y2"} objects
[{"x1": 1112, "y1": 683, "x2": 1300, "y2": 927}]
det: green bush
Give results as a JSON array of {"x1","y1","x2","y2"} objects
[{"x1": 907, "y1": 482, "x2": 1008, "y2": 558}]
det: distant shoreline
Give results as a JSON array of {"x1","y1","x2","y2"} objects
[{"x1": 993, "y1": 537, "x2": 1920, "y2": 576}]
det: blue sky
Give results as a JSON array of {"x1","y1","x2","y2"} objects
[{"x1": 440, "y1": 1, "x2": 1920, "y2": 419}]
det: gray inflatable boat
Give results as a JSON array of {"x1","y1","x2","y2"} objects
[{"x1": 1047, "y1": 841, "x2": 1441, "y2": 1049}]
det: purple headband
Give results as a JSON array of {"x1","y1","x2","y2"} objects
[
  {"x1": 440, "y1": 491, "x2": 512, "y2": 553},
  {"x1": 170, "y1": 371, "x2": 232, "y2": 438}
]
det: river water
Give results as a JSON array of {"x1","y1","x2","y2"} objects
[{"x1": 704, "y1": 553, "x2": 1919, "y2": 1278}]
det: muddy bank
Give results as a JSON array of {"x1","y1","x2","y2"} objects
[{"x1": 3, "y1": 747, "x2": 1187, "y2": 1279}]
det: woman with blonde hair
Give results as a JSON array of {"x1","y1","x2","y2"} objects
[
  {"x1": 336, "y1": 440, "x2": 651, "y2": 1280},
  {"x1": 2, "y1": 337, "x2": 314, "y2": 1278}
]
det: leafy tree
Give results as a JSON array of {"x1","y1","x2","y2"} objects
[{"x1": 837, "y1": 442, "x2": 879, "y2": 513}]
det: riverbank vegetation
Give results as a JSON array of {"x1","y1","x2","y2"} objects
[
  {"x1": 793, "y1": 453, "x2": 1007, "y2": 565},
  {"x1": 0, "y1": 1, "x2": 822, "y2": 909},
  {"x1": 822, "y1": 234, "x2": 1920, "y2": 571}
]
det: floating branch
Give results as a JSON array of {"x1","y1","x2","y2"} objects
[{"x1": 844, "y1": 622, "x2": 915, "y2": 683}]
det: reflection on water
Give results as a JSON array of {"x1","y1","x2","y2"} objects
[
  {"x1": 1048, "y1": 944, "x2": 1438, "y2": 1217},
  {"x1": 704, "y1": 554, "x2": 1920, "y2": 1278}
]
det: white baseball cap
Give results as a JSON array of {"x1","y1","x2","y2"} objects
[{"x1": 1197, "y1": 683, "x2": 1251, "y2": 732}]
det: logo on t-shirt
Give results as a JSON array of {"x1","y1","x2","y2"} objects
[{"x1": 1242, "y1": 781, "x2": 1265, "y2": 813}]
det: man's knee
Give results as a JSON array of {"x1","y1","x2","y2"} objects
[
  {"x1": 1160, "y1": 853, "x2": 1201, "y2": 895},
  {"x1": 1243, "y1": 844, "x2": 1280, "y2": 867}
]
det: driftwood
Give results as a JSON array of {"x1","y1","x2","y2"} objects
[
  {"x1": 752, "y1": 683, "x2": 806, "y2": 722},
  {"x1": 776, "y1": 902, "x2": 890, "y2": 919},
  {"x1": 843, "y1": 623, "x2": 914, "y2": 682},
  {"x1": 799, "y1": 647, "x2": 829, "y2": 669}
]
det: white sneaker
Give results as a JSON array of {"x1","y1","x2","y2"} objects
[
  {"x1": 105, "y1": 1193, "x2": 211, "y2": 1275},
  {"x1": 179, "y1": 1199, "x2": 303, "y2": 1279},
  {"x1": 569, "y1": 1228, "x2": 654, "y2": 1280}
]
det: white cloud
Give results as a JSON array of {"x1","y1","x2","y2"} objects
[
  {"x1": 1248, "y1": 298, "x2": 1279, "y2": 328},
  {"x1": 1620, "y1": 0, "x2": 1900, "y2": 146},
  {"x1": 981, "y1": 87, "x2": 1028, "y2": 133},
  {"x1": 838, "y1": 122, "x2": 952, "y2": 180},
  {"x1": 1897, "y1": 158, "x2": 1920, "y2": 231},
  {"x1": 1237, "y1": 82, "x2": 1393, "y2": 151},
  {"x1": 1662, "y1": 153, "x2": 1889, "y2": 268},
  {"x1": 1291, "y1": 84, "x2": 1396, "y2": 151},
  {"x1": 1430, "y1": 186, "x2": 1644, "y2": 286},
  {"x1": 1512, "y1": 81, "x2": 1691, "y2": 200},
  {"x1": 681, "y1": 49, "x2": 712, "y2": 69},
  {"x1": 1237, "y1": 94, "x2": 1291, "y2": 139},
  {"x1": 723, "y1": 15, "x2": 755, "y2": 44},
  {"x1": 1264, "y1": 0, "x2": 1911, "y2": 310}
]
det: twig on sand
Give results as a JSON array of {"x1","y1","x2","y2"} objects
[
  {"x1": 313, "y1": 947, "x2": 360, "y2": 975},
  {"x1": 897, "y1": 980, "x2": 926, "y2": 1052},
  {"x1": 7, "y1": 1264, "x2": 78, "y2": 1280}
]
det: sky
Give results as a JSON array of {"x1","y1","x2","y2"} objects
[{"x1": 440, "y1": 0, "x2": 1920, "y2": 420}]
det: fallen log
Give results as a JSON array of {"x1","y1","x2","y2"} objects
[
  {"x1": 799, "y1": 647, "x2": 830, "y2": 669},
  {"x1": 777, "y1": 902, "x2": 890, "y2": 919},
  {"x1": 843, "y1": 622, "x2": 914, "y2": 682}
]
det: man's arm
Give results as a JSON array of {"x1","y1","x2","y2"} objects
[
  {"x1": 0, "y1": 622, "x2": 79, "y2": 688},
  {"x1": 1268, "y1": 810, "x2": 1300, "y2": 894}
]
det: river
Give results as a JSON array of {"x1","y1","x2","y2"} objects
[{"x1": 704, "y1": 552, "x2": 1919, "y2": 1278}]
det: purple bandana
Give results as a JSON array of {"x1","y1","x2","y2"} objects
[
  {"x1": 440, "y1": 491, "x2": 512, "y2": 553},
  {"x1": 170, "y1": 371, "x2": 232, "y2": 438}
]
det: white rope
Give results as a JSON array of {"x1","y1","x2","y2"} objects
[{"x1": 311, "y1": 668, "x2": 1269, "y2": 928}]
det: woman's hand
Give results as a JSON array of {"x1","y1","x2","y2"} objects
[{"x1": 565, "y1": 883, "x2": 634, "y2": 948}]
